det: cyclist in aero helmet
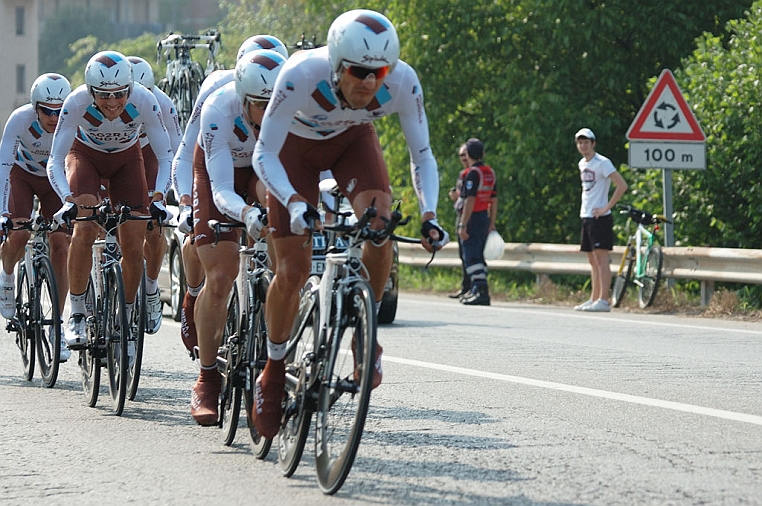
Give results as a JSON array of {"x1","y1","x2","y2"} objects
[
  {"x1": 127, "y1": 56, "x2": 183, "y2": 335},
  {"x1": 250, "y1": 9, "x2": 448, "y2": 439},
  {"x1": 0, "y1": 73, "x2": 72, "y2": 360},
  {"x1": 187, "y1": 49, "x2": 286, "y2": 425},
  {"x1": 170, "y1": 34, "x2": 287, "y2": 359},
  {"x1": 47, "y1": 50, "x2": 174, "y2": 356}
]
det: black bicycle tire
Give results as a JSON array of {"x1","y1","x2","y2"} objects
[
  {"x1": 34, "y1": 256, "x2": 61, "y2": 388},
  {"x1": 278, "y1": 275, "x2": 321, "y2": 476},
  {"x1": 314, "y1": 278, "x2": 376, "y2": 495},
  {"x1": 611, "y1": 245, "x2": 634, "y2": 308},
  {"x1": 127, "y1": 266, "x2": 146, "y2": 400},
  {"x1": 220, "y1": 289, "x2": 242, "y2": 445},
  {"x1": 81, "y1": 276, "x2": 100, "y2": 408},
  {"x1": 15, "y1": 263, "x2": 35, "y2": 381},
  {"x1": 639, "y1": 243, "x2": 664, "y2": 308},
  {"x1": 246, "y1": 270, "x2": 273, "y2": 459},
  {"x1": 105, "y1": 263, "x2": 128, "y2": 416}
]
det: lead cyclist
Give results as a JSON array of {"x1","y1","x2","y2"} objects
[{"x1": 251, "y1": 9, "x2": 448, "y2": 439}]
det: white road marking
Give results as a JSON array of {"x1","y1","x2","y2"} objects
[{"x1": 385, "y1": 355, "x2": 762, "y2": 426}]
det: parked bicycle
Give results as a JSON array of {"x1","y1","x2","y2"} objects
[
  {"x1": 4, "y1": 215, "x2": 64, "y2": 388},
  {"x1": 611, "y1": 204, "x2": 672, "y2": 308},
  {"x1": 206, "y1": 218, "x2": 272, "y2": 457},
  {"x1": 278, "y1": 199, "x2": 420, "y2": 494},
  {"x1": 65, "y1": 199, "x2": 166, "y2": 415},
  {"x1": 156, "y1": 30, "x2": 222, "y2": 129}
]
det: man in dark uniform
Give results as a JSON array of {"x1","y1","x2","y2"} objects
[{"x1": 457, "y1": 138, "x2": 497, "y2": 306}]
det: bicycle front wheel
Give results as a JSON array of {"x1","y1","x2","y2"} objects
[
  {"x1": 80, "y1": 277, "x2": 100, "y2": 407},
  {"x1": 34, "y1": 256, "x2": 61, "y2": 388},
  {"x1": 638, "y1": 243, "x2": 663, "y2": 308},
  {"x1": 14, "y1": 263, "x2": 34, "y2": 381},
  {"x1": 277, "y1": 275, "x2": 320, "y2": 476},
  {"x1": 611, "y1": 245, "x2": 634, "y2": 308},
  {"x1": 105, "y1": 264, "x2": 128, "y2": 415},
  {"x1": 127, "y1": 266, "x2": 146, "y2": 401},
  {"x1": 245, "y1": 270, "x2": 273, "y2": 459},
  {"x1": 220, "y1": 286, "x2": 242, "y2": 446},
  {"x1": 314, "y1": 278, "x2": 376, "y2": 495}
]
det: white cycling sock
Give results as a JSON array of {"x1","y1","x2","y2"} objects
[
  {"x1": 188, "y1": 281, "x2": 204, "y2": 297},
  {"x1": 1, "y1": 270, "x2": 13, "y2": 284},
  {"x1": 146, "y1": 277, "x2": 159, "y2": 294},
  {"x1": 267, "y1": 340, "x2": 288, "y2": 361},
  {"x1": 70, "y1": 292, "x2": 87, "y2": 315}
]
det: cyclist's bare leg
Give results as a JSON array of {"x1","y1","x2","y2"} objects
[
  {"x1": 67, "y1": 194, "x2": 100, "y2": 297},
  {"x1": 49, "y1": 232, "x2": 70, "y2": 313},
  {"x1": 0, "y1": 225, "x2": 30, "y2": 276},
  {"x1": 117, "y1": 219, "x2": 149, "y2": 304},
  {"x1": 182, "y1": 235, "x2": 204, "y2": 288},
  {"x1": 264, "y1": 235, "x2": 312, "y2": 345},
  {"x1": 351, "y1": 189, "x2": 393, "y2": 303},
  {"x1": 143, "y1": 224, "x2": 166, "y2": 285},
  {"x1": 194, "y1": 241, "x2": 239, "y2": 366}
]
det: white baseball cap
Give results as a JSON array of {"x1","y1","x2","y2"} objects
[{"x1": 575, "y1": 128, "x2": 595, "y2": 140}]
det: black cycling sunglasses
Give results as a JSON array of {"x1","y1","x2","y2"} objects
[{"x1": 37, "y1": 105, "x2": 62, "y2": 117}]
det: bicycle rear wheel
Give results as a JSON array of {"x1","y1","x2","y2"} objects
[
  {"x1": 34, "y1": 256, "x2": 61, "y2": 388},
  {"x1": 14, "y1": 263, "x2": 34, "y2": 381},
  {"x1": 80, "y1": 278, "x2": 100, "y2": 407},
  {"x1": 611, "y1": 245, "x2": 634, "y2": 308},
  {"x1": 278, "y1": 275, "x2": 320, "y2": 476},
  {"x1": 314, "y1": 278, "x2": 376, "y2": 495},
  {"x1": 105, "y1": 264, "x2": 128, "y2": 415},
  {"x1": 638, "y1": 243, "x2": 663, "y2": 308},
  {"x1": 220, "y1": 288, "x2": 242, "y2": 446},
  {"x1": 245, "y1": 270, "x2": 273, "y2": 459},
  {"x1": 127, "y1": 266, "x2": 146, "y2": 400}
]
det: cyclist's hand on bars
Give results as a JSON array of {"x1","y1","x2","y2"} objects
[
  {"x1": 177, "y1": 205, "x2": 193, "y2": 234},
  {"x1": 288, "y1": 200, "x2": 321, "y2": 235},
  {"x1": 421, "y1": 218, "x2": 449, "y2": 252},
  {"x1": 54, "y1": 202, "x2": 77, "y2": 226},
  {"x1": 0, "y1": 216, "x2": 9, "y2": 236},
  {"x1": 149, "y1": 201, "x2": 173, "y2": 224},
  {"x1": 244, "y1": 206, "x2": 266, "y2": 238}
]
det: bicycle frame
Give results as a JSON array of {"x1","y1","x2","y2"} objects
[{"x1": 631, "y1": 222, "x2": 656, "y2": 284}]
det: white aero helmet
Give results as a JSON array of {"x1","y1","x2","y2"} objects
[
  {"x1": 236, "y1": 34, "x2": 288, "y2": 62},
  {"x1": 327, "y1": 9, "x2": 399, "y2": 74},
  {"x1": 85, "y1": 50, "x2": 133, "y2": 95},
  {"x1": 127, "y1": 56, "x2": 155, "y2": 90},
  {"x1": 235, "y1": 49, "x2": 287, "y2": 102},
  {"x1": 30, "y1": 73, "x2": 71, "y2": 108}
]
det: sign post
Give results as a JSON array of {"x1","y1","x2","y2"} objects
[{"x1": 626, "y1": 69, "x2": 706, "y2": 250}]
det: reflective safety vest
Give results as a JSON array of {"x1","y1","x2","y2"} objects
[{"x1": 467, "y1": 163, "x2": 496, "y2": 212}]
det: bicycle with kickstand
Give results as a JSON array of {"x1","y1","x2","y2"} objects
[
  {"x1": 278, "y1": 197, "x2": 421, "y2": 494},
  {"x1": 206, "y1": 215, "x2": 273, "y2": 457},
  {"x1": 611, "y1": 203, "x2": 672, "y2": 309},
  {"x1": 65, "y1": 199, "x2": 166, "y2": 415},
  {"x1": 156, "y1": 29, "x2": 222, "y2": 130},
  {"x1": 4, "y1": 215, "x2": 64, "y2": 388}
]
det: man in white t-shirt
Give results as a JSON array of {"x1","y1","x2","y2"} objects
[{"x1": 573, "y1": 128, "x2": 627, "y2": 312}]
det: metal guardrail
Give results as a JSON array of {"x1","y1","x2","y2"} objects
[{"x1": 399, "y1": 242, "x2": 762, "y2": 303}]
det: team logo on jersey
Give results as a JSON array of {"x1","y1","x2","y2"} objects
[
  {"x1": 84, "y1": 105, "x2": 103, "y2": 127},
  {"x1": 312, "y1": 81, "x2": 337, "y2": 112},
  {"x1": 233, "y1": 117, "x2": 249, "y2": 142},
  {"x1": 119, "y1": 104, "x2": 139, "y2": 124},
  {"x1": 28, "y1": 123, "x2": 43, "y2": 139}
]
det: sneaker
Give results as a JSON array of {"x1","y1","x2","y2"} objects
[
  {"x1": 190, "y1": 369, "x2": 222, "y2": 426},
  {"x1": 65, "y1": 314, "x2": 87, "y2": 347},
  {"x1": 461, "y1": 288, "x2": 491, "y2": 306},
  {"x1": 447, "y1": 288, "x2": 467, "y2": 299},
  {"x1": 353, "y1": 341, "x2": 383, "y2": 390},
  {"x1": 0, "y1": 281, "x2": 14, "y2": 319},
  {"x1": 48, "y1": 324, "x2": 70, "y2": 362},
  {"x1": 180, "y1": 292, "x2": 198, "y2": 355},
  {"x1": 573, "y1": 299, "x2": 593, "y2": 311},
  {"x1": 583, "y1": 299, "x2": 611, "y2": 312},
  {"x1": 145, "y1": 290, "x2": 162, "y2": 334},
  {"x1": 251, "y1": 360, "x2": 285, "y2": 439}
]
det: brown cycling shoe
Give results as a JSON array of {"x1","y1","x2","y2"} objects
[
  {"x1": 190, "y1": 368, "x2": 221, "y2": 426},
  {"x1": 251, "y1": 359, "x2": 286, "y2": 439},
  {"x1": 180, "y1": 292, "x2": 198, "y2": 354},
  {"x1": 353, "y1": 341, "x2": 383, "y2": 390}
]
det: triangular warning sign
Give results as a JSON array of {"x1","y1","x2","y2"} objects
[{"x1": 627, "y1": 69, "x2": 705, "y2": 142}]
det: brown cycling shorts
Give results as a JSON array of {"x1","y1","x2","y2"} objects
[
  {"x1": 192, "y1": 143, "x2": 260, "y2": 247},
  {"x1": 66, "y1": 139, "x2": 149, "y2": 212},
  {"x1": 268, "y1": 122, "x2": 391, "y2": 239},
  {"x1": 9, "y1": 165, "x2": 67, "y2": 233},
  {"x1": 142, "y1": 143, "x2": 158, "y2": 193}
]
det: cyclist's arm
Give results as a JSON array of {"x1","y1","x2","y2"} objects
[
  {"x1": 155, "y1": 88, "x2": 182, "y2": 152},
  {"x1": 395, "y1": 64, "x2": 439, "y2": 219},
  {"x1": 47, "y1": 95, "x2": 81, "y2": 202},
  {"x1": 139, "y1": 87, "x2": 173, "y2": 200},
  {"x1": 0, "y1": 109, "x2": 24, "y2": 215}
]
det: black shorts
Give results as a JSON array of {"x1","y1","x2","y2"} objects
[{"x1": 580, "y1": 214, "x2": 614, "y2": 251}]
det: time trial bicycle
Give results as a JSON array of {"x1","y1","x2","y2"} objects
[
  {"x1": 611, "y1": 204, "x2": 672, "y2": 309},
  {"x1": 5, "y1": 215, "x2": 64, "y2": 388}
]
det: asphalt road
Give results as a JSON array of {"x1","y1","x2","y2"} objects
[{"x1": 1, "y1": 294, "x2": 761, "y2": 505}]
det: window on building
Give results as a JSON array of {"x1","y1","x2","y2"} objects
[
  {"x1": 16, "y1": 65, "x2": 26, "y2": 94},
  {"x1": 16, "y1": 6, "x2": 25, "y2": 35}
]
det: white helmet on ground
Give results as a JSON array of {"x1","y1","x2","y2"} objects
[
  {"x1": 327, "y1": 9, "x2": 399, "y2": 74},
  {"x1": 234, "y1": 49, "x2": 287, "y2": 102},
  {"x1": 236, "y1": 35, "x2": 288, "y2": 62},
  {"x1": 30, "y1": 73, "x2": 71, "y2": 108},
  {"x1": 84, "y1": 50, "x2": 133, "y2": 96},
  {"x1": 127, "y1": 56, "x2": 155, "y2": 90}
]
